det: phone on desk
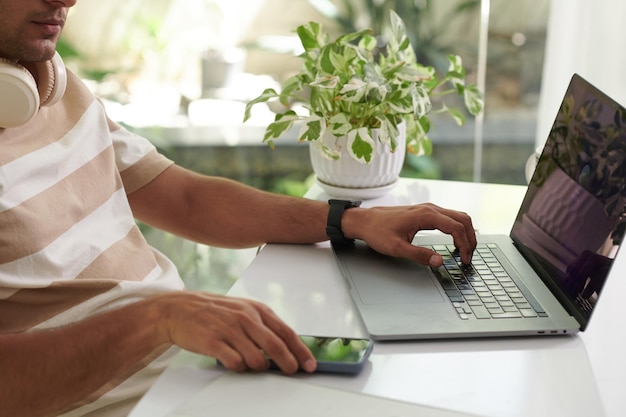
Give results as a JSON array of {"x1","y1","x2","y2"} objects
[{"x1": 272, "y1": 335, "x2": 374, "y2": 374}]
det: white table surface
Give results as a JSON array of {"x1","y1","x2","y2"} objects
[{"x1": 130, "y1": 178, "x2": 625, "y2": 417}]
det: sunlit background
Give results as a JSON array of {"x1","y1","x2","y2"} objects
[{"x1": 57, "y1": 0, "x2": 626, "y2": 291}]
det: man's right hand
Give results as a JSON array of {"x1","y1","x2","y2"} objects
[{"x1": 153, "y1": 292, "x2": 317, "y2": 374}]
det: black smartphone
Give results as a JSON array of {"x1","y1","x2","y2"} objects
[{"x1": 271, "y1": 335, "x2": 373, "y2": 374}]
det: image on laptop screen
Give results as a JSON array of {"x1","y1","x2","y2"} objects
[{"x1": 511, "y1": 74, "x2": 626, "y2": 326}]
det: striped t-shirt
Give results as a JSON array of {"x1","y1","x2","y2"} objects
[{"x1": 0, "y1": 69, "x2": 185, "y2": 415}]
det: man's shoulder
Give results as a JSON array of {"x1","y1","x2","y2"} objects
[{"x1": 62, "y1": 69, "x2": 98, "y2": 110}]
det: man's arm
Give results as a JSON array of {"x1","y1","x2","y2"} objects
[
  {"x1": 128, "y1": 165, "x2": 330, "y2": 248},
  {"x1": 0, "y1": 297, "x2": 165, "y2": 417},
  {"x1": 0, "y1": 292, "x2": 316, "y2": 417},
  {"x1": 128, "y1": 165, "x2": 477, "y2": 265}
]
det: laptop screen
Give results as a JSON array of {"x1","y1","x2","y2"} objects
[{"x1": 511, "y1": 74, "x2": 626, "y2": 328}]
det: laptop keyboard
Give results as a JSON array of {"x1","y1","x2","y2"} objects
[{"x1": 430, "y1": 244, "x2": 549, "y2": 320}]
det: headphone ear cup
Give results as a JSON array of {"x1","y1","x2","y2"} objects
[
  {"x1": 0, "y1": 52, "x2": 67, "y2": 128},
  {"x1": 0, "y1": 58, "x2": 40, "y2": 128}
]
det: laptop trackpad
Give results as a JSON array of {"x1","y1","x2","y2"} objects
[{"x1": 339, "y1": 243, "x2": 444, "y2": 305}]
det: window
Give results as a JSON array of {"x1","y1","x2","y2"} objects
[{"x1": 61, "y1": 0, "x2": 549, "y2": 188}]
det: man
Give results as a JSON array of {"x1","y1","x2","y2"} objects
[{"x1": 0, "y1": 1, "x2": 476, "y2": 416}]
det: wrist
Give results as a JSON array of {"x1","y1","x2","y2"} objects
[
  {"x1": 337, "y1": 206, "x2": 364, "y2": 241},
  {"x1": 145, "y1": 292, "x2": 185, "y2": 346}
]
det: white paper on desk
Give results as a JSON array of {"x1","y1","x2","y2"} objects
[{"x1": 167, "y1": 372, "x2": 479, "y2": 417}]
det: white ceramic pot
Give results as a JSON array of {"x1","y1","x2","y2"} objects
[{"x1": 310, "y1": 121, "x2": 406, "y2": 198}]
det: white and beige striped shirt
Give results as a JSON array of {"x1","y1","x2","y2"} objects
[{"x1": 0, "y1": 70, "x2": 185, "y2": 415}]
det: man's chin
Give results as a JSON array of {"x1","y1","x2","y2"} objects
[{"x1": 20, "y1": 41, "x2": 58, "y2": 62}]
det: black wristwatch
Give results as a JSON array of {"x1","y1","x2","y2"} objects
[{"x1": 326, "y1": 199, "x2": 362, "y2": 246}]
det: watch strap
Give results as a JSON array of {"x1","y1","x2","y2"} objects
[{"x1": 326, "y1": 199, "x2": 361, "y2": 245}]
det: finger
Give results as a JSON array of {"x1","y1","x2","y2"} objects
[
  {"x1": 378, "y1": 236, "x2": 442, "y2": 267},
  {"x1": 270, "y1": 326, "x2": 317, "y2": 373},
  {"x1": 226, "y1": 334, "x2": 271, "y2": 372},
  {"x1": 442, "y1": 209, "x2": 476, "y2": 245},
  {"x1": 445, "y1": 208, "x2": 477, "y2": 250},
  {"x1": 425, "y1": 207, "x2": 476, "y2": 264},
  {"x1": 446, "y1": 217, "x2": 476, "y2": 264},
  {"x1": 170, "y1": 294, "x2": 276, "y2": 372},
  {"x1": 194, "y1": 322, "x2": 269, "y2": 372},
  {"x1": 213, "y1": 344, "x2": 248, "y2": 372},
  {"x1": 413, "y1": 246, "x2": 445, "y2": 267},
  {"x1": 220, "y1": 301, "x2": 298, "y2": 373},
  {"x1": 252, "y1": 306, "x2": 316, "y2": 374}
]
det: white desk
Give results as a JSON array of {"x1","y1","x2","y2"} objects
[{"x1": 130, "y1": 178, "x2": 625, "y2": 417}]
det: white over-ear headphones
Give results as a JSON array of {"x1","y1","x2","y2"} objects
[{"x1": 0, "y1": 51, "x2": 67, "y2": 128}]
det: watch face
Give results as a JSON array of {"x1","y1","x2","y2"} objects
[{"x1": 329, "y1": 199, "x2": 362, "y2": 207}]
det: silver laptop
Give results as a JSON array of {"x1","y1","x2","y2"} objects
[{"x1": 332, "y1": 74, "x2": 626, "y2": 340}]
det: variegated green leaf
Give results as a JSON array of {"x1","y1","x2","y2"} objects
[
  {"x1": 411, "y1": 83, "x2": 432, "y2": 118},
  {"x1": 299, "y1": 116, "x2": 326, "y2": 142},
  {"x1": 296, "y1": 22, "x2": 323, "y2": 50},
  {"x1": 464, "y1": 84, "x2": 484, "y2": 116},
  {"x1": 329, "y1": 113, "x2": 352, "y2": 136},
  {"x1": 263, "y1": 111, "x2": 300, "y2": 145},
  {"x1": 243, "y1": 88, "x2": 278, "y2": 122},
  {"x1": 314, "y1": 140, "x2": 341, "y2": 160},
  {"x1": 376, "y1": 116, "x2": 399, "y2": 151},
  {"x1": 347, "y1": 128, "x2": 376, "y2": 164},
  {"x1": 339, "y1": 77, "x2": 367, "y2": 102},
  {"x1": 310, "y1": 75, "x2": 339, "y2": 89},
  {"x1": 447, "y1": 107, "x2": 466, "y2": 126}
]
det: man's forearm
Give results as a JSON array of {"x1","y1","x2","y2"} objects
[
  {"x1": 129, "y1": 166, "x2": 331, "y2": 248},
  {"x1": 1, "y1": 290, "x2": 320, "y2": 417},
  {"x1": 190, "y1": 176, "x2": 329, "y2": 247},
  {"x1": 0, "y1": 296, "x2": 170, "y2": 417}
]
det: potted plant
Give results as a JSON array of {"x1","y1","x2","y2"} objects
[{"x1": 243, "y1": 10, "x2": 483, "y2": 196}]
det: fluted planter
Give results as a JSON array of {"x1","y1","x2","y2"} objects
[{"x1": 310, "y1": 121, "x2": 406, "y2": 199}]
